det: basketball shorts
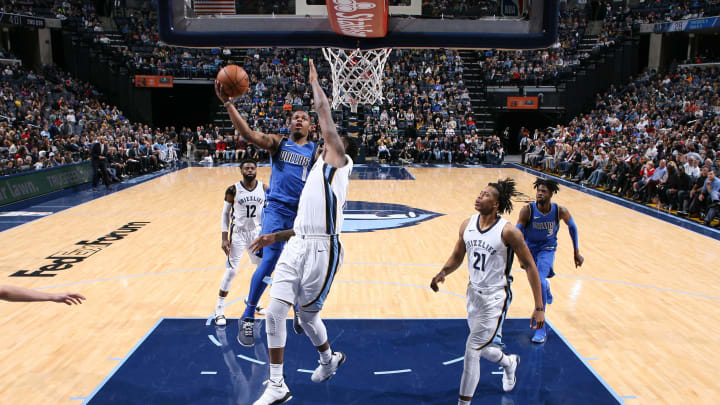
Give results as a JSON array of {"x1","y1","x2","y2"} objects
[
  {"x1": 531, "y1": 248, "x2": 556, "y2": 279},
  {"x1": 466, "y1": 284, "x2": 512, "y2": 350},
  {"x1": 227, "y1": 226, "x2": 262, "y2": 269},
  {"x1": 261, "y1": 201, "x2": 298, "y2": 246},
  {"x1": 270, "y1": 235, "x2": 343, "y2": 312}
]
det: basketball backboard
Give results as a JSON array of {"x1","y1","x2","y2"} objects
[{"x1": 158, "y1": 0, "x2": 558, "y2": 50}]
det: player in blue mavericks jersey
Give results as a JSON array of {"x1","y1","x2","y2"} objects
[
  {"x1": 516, "y1": 178, "x2": 584, "y2": 343},
  {"x1": 215, "y1": 80, "x2": 318, "y2": 346}
]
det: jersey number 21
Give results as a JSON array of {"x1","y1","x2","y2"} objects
[{"x1": 472, "y1": 252, "x2": 486, "y2": 272}]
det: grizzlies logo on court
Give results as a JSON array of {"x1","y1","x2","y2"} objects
[{"x1": 341, "y1": 201, "x2": 442, "y2": 233}]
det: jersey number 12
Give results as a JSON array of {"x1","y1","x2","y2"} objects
[
  {"x1": 472, "y1": 252, "x2": 486, "y2": 272},
  {"x1": 246, "y1": 205, "x2": 257, "y2": 218}
]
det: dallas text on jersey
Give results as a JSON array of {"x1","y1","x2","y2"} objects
[
  {"x1": 532, "y1": 221, "x2": 555, "y2": 236},
  {"x1": 279, "y1": 150, "x2": 311, "y2": 167}
]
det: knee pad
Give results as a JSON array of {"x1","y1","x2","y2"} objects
[
  {"x1": 297, "y1": 310, "x2": 328, "y2": 347},
  {"x1": 480, "y1": 345, "x2": 503, "y2": 363},
  {"x1": 459, "y1": 347, "x2": 481, "y2": 398},
  {"x1": 220, "y1": 266, "x2": 238, "y2": 291},
  {"x1": 265, "y1": 299, "x2": 290, "y2": 348}
]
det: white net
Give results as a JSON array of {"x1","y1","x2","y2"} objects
[{"x1": 322, "y1": 48, "x2": 392, "y2": 113}]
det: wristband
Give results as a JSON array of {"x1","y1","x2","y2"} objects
[
  {"x1": 535, "y1": 307, "x2": 544, "y2": 312},
  {"x1": 224, "y1": 100, "x2": 233, "y2": 107}
]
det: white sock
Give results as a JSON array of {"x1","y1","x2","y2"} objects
[
  {"x1": 270, "y1": 363, "x2": 283, "y2": 382},
  {"x1": 497, "y1": 353, "x2": 511, "y2": 368},
  {"x1": 458, "y1": 399, "x2": 471, "y2": 405},
  {"x1": 319, "y1": 348, "x2": 332, "y2": 364},
  {"x1": 215, "y1": 295, "x2": 225, "y2": 314}
]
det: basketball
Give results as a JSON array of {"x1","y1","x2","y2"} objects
[{"x1": 217, "y1": 64, "x2": 249, "y2": 98}]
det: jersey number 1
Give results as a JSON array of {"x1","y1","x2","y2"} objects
[
  {"x1": 246, "y1": 205, "x2": 256, "y2": 218},
  {"x1": 472, "y1": 252, "x2": 486, "y2": 272}
]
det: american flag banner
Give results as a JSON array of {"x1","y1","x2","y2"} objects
[{"x1": 194, "y1": 0, "x2": 236, "y2": 14}]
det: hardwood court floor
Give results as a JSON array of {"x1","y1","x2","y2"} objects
[{"x1": 0, "y1": 166, "x2": 718, "y2": 404}]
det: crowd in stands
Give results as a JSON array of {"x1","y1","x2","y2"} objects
[
  {"x1": 220, "y1": 47, "x2": 498, "y2": 165},
  {"x1": 631, "y1": 0, "x2": 720, "y2": 24},
  {"x1": 0, "y1": 62, "x2": 188, "y2": 179},
  {"x1": 4, "y1": 1, "x2": 720, "y2": 188},
  {"x1": 521, "y1": 66, "x2": 720, "y2": 225},
  {"x1": 421, "y1": 0, "x2": 498, "y2": 18},
  {"x1": 481, "y1": 1, "x2": 634, "y2": 86}
]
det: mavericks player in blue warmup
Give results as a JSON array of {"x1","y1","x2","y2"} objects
[
  {"x1": 516, "y1": 178, "x2": 584, "y2": 343},
  {"x1": 215, "y1": 80, "x2": 318, "y2": 347}
]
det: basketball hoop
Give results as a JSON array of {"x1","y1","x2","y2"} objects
[{"x1": 322, "y1": 48, "x2": 392, "y2": 113}]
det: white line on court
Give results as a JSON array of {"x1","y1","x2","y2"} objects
[
  {"x1": 442, "y1": 356, "x2": 464, "y2": 365},
  {"x1": 373, "y1": 369, "x2": 412, "y2": 375},
  {"x1": 237, "y1": 354, "x2": 266, "y2": 365}
]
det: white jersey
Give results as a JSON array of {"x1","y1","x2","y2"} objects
[
  {"x1": 464, "y1": 214, "x2": 512, "y2": 289},
  {"x1": 293, "y1": 155, "x2": 353, "y2": 235},
  {"x1": 231, "y1": 180, "x2": 264, "y2": 232}
]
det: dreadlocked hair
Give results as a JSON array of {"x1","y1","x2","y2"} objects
[
  {"x1": 488, "y1": 177, "x2": 518, "y2": 214},
  {"x1": 533, "y1": 177, "x2": 559, "y2": 195}
]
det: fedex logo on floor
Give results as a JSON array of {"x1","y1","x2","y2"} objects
[{"x1": 10, "y1": 222, "x2": 150, "y2": 277}]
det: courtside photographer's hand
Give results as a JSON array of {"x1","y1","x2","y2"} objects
[{"x1": 52, "y1": 292, "x2": 86, "y2": 306}]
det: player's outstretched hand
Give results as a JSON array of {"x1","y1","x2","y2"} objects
[
  {"x1": 530, "y1": 309, "x2": 545, "y2": 330},
  {"x1": 52, "y1": 293, "x2": 86, "y2": 306},
  {"x1": 249, "y1": 233, "x2": 277, "y2": 254},
  {"x1": 574, "y1": 251, "x2": 584, "y2": 268},
  {"x1": 308, "y1": 59, "x2": 318, "y2": 84},
  {"x1": 214, "y1": 80, "x2": 230, "y2": 103},
  {"x1": 430, "y1": 272, "x2": 446, "y2": 293}
]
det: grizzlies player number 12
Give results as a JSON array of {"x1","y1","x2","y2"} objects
[{"x1": 246, "y1": 205, "x2": 257, "y2": 218}]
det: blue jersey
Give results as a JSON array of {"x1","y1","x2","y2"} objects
[
  {"x1": 525, "y1": 202, "x2": 560, "y2": 252},
  {"x1": 266, "y1": 137, "x2": 317, "y2": 210}
]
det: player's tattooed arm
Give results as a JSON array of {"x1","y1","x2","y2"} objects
[
  {"x1": 221, "y1": 185, "x2": 236, "y2": 255},
  {"x1": 225, "y1": 185, "x2": 236, "y2": 203}
]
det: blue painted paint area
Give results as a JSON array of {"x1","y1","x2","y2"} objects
[
  {"x1": 511, "y1": 164, "x2": 720, "y2": 242},
  {"x1": 342, "y1": 201, "x2": 443, "y2": 233},
  {"x1": 86, "y1": 318, "x2": 621, "y2": 405},
  {"x1": 349, "y1": 166, "x2": 415, "y2": 180},
  {"x1": 0, "y1": 165, "x2": 186, "y2": 232}
]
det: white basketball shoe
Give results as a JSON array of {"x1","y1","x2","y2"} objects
[
  {"x1": 253, "y1": 379, "x2": 292, "y2": 405},
  {"x1": 311, "y1": 352, "x2": 346, "y2": 383},
  {"x1": 502, "y1": 354, "x2": 520, "y2": 392}
]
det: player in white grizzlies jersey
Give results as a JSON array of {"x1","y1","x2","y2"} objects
[
  {"x1": 214, "y1": 159, "x2": 267, "y2": 326},
  {"x1": 247, "y1": 59, "x2": 357, "y2": 405},
  {"x1": 431, "y1": 178, "x2": 545, "y2": 405}
]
